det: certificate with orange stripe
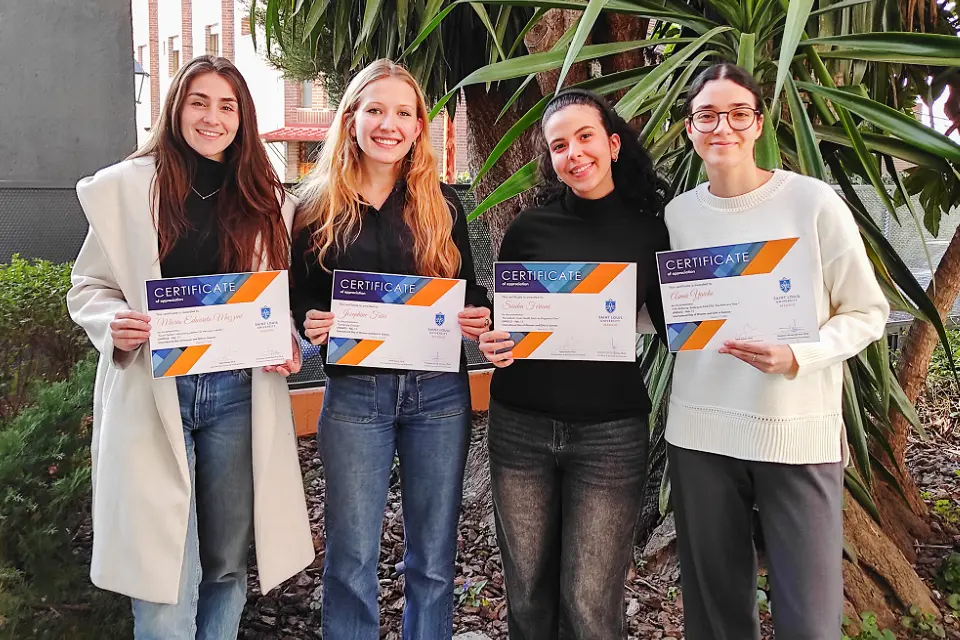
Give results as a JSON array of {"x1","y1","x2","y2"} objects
[
  {"x1": 657, "y1": 238, "x2": 819, "y2": 353},
  {"x1": 145, "y1": 271, "x2": 292, "y2": 378},
  {"x1": 493, "y1": 262, "x2": 637, "y2": 361},
  {"x1": 327, "y1": 270, "x2": 466, "y2": 372}
]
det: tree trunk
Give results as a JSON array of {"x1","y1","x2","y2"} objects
[
  {"x1": 524, "y1": 9, "x2": 592, "y2": 96},
  {"x1": 842, "y1": 488, "x2": 940, "y2": 631},
  {"x1": 596, "y1": 14, "x2": 651, "y2": 107},
  {"x1": 463, "y1": 84, "x2": 541, "y2": 256},
  {"x1": 872, "y1": 223, "x2": 960, "y2": 560}
]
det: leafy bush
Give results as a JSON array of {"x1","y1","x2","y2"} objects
[
  {"x1": 0, "y1": 354, "x2": 130, "y2": 639},
  {"x1": 0, "y1": 256, "x2": 90, "y2": 419},
  {"x1": 927, "y1": 329, "x2": 960, "y2": 384}
]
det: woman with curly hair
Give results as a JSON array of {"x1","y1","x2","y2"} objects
[{"x1": 479, "y1": 89, "x2": 670, "y2": 640}]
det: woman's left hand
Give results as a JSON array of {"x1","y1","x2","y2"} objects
[
  {"x1": 263, "y1": 335, "x2": 303, "y2": 377},
  {"x1": 719, "y1": 340, "x2": 798, "y2": 375},
  {"x1": 458, "y1": 306, "x2": 492, "y2": 341}
]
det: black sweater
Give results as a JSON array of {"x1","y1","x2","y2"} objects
[
  {"x1": 160, "y1": 152, "x2": 226, "y2": 278},
  {"x1": 490, "y1": 188, "x2": 669, "y2": 421},
  {"x1": 290, "y1": 181, "x2": 490, "y2": 377}
]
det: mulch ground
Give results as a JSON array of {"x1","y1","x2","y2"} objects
[{"x1": 234, "y1": 386, "x2": 960, "y2": 639}]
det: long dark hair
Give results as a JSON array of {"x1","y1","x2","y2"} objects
[
  {"x1": 535, "y1": 89, "x2": 668, "y2": 217},
  {"x1": 131, "y1": 55, "x2": 289, "y2": 272},
  {"x1": 683, "y1": 63, "x2": 763, "y2": 115}
]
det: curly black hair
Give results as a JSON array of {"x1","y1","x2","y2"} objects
[{"x1": 534, "y1": 88, "x2": 669, "y2": 217}]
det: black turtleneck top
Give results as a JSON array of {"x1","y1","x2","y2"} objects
[
  {"x1": 160, "y1": 152, "x2": 227, "y2": 278},
  {"x1": 489, "y1": 188, "x2": 669, "y2": 421}
]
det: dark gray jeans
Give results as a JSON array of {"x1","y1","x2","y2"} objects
[
  {"x1": 488, "y1": 400, "x2": 648, "y2": 640},
  {"x1": 668, "y1": 444, "x2": 844, "y2": 640}
]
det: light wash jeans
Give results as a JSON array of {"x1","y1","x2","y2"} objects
[
  {"x1": 319, "y1": 371, "x2": 472, "y2": 640},
  {"x1": 132, "y1": 369, "x2": 254, "y2": 640}
]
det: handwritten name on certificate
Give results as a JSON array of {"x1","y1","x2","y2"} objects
[
  {"x1": 145, "y1": 271, "x2": 292, "y2": 378},
  {"x1": 328, "y1": 270, "x2": 466, "y2": 372},
  {"x1": 657, "y1": 238, "x2": 820, "y2": 353},
  {"x1": 494, "y1": 262, "x2": 637, "y2": 362}
]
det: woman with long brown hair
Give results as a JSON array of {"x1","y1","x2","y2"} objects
[
  {"x1": 290, "y1": 59, "x2": 491, "y2": 639},
  {"x1": 67, "y1": 55, "x2": 314, "y2": 638}
]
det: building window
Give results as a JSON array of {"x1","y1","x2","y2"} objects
[
  {"x1": 205, "y1": 25, "x2": 220, "y2": 56},
  {"x1": 168, "y1": 36, "x2": 180, "y2": 76},
  {"x1": 241, "y1": 16, "x2": 251, "y2": 36},
  {"x1": 301, "y1": 81, "x2": 313, "y2": 108}
]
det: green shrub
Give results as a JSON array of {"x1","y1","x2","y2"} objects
[
  {"x1": 927, "y1": 329, "x2": 960, "y2": 383},
  {"x1": 0, "y1": 255, "x2": 91, "y2": 420},
  {"x1": 0, "y1": 354, "x2": 130, "y2": 639}
]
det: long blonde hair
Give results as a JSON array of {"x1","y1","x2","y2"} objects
[{"x1": 295, "y1": 59, "x2": 460, "y2": 278}]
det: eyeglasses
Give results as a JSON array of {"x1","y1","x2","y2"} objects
[{"x1": 687, "y1": 108, "x2": 761, "y2": 133}]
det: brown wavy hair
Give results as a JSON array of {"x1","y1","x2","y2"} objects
[
  {"x1": 131, "y1": 55, "x2": 289, "y2": 271},
  {"x1": 295, "y1": 59, "x2": 459, "y2": 278}
]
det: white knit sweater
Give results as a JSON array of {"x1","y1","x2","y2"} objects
[{"x1": 663, "y1": 170, "x2": 889, "y2": 465}]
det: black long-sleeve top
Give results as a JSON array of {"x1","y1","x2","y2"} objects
[
  {"x1": 490, "y1": 188, "x2": 669, "y2": 421},
  {"x1": 160, "y1": 151, "x2": 226, "y2": 278},
  {"x1": 290, "y1": 181, "x2": 490, "y2": 378}
]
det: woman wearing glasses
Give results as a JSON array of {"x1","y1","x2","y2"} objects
[{"x1": 665, "y1": 63, "x2": 888, "y2": 639}]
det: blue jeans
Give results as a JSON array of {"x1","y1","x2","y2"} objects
[
  {"x1": 132, "y1": 370, "x2": 254, "y2": 640},
  {"x1": 319, "y1": 371, "x2": 472, "y2": 640}
]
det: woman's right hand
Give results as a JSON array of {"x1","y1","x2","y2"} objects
[
  {"x1": 479, "y1": 331, "x2": 515, "y2": 368},
  {"x1": 304, "y1": 310, "x2": 335, "y2": 345},
  {"x1": 110, "y1": 310, "x2": 151, "y2": 351}
]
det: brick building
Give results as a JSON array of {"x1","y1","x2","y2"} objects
[{"x1": 132, "y1": 0, "x2": 469, "y2": 184}]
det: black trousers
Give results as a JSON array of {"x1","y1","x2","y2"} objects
[{"x1": 487, "y1": 400, "x2": 648, "y2": 640}]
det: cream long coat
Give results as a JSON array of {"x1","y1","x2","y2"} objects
[{"x1": 67, "y1": 156, "x2": 315, "y2": 604}]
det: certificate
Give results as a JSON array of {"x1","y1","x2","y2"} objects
[
  {"x1": 145, "y1": 271, "x2": 293, "y2": 378},
  {"x1": 494, "y1": 262, "x2": 637, "y2": 361},
  {"x1": 328, "y1": 270, "x2": 466, "y2": 372},
  {"x1": 657, "y1": 237, "x2": 820, "y2": 353}
]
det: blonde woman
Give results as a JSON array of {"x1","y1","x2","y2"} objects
[
  {"x1": 67, "y1": 56, "x2": 313, "y2": 639},
  {"x1": 290, "y1": 59, "x2": 491, "y2": 640}
]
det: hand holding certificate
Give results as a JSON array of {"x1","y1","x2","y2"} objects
[
  {"x1": 327, "y1": 270, "x2": 466, "y2": 372},
  {"x1": 657, "y1": 238, "x2": 820, "y2": 353},
  {"x1": 493, "y1": 262, "x2": 637, "y2": 361},
  {"x1": 146, "y1": 271, "x2": 293, "y2": 378}
]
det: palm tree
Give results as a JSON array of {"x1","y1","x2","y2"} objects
[
  {"x1": 416, "y1": 0, "x2": 960, "y2": 628},
  {"x1": 251, "y1": 0, "x2": 551, "y2": 241}
]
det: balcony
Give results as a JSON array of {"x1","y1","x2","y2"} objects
[{"x1": 295, "y1": 108, "x2": 335, "y2": 126}]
